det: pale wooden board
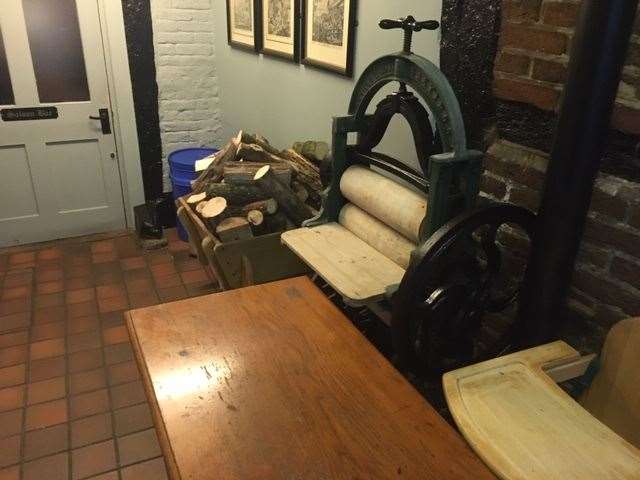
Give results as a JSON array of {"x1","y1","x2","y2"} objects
[
  {"x1": 581, "y1": 317, "x2": 640, "y2": 448},
  {"x1": 281, "y1": 224, "x2": 406, "y2": 306},
  {"x1": 443, "y1": 341, "x2": 640, "y2": 480}
]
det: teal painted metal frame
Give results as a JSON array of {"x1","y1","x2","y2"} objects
[{"x1": 304, "y1": 52, "x2": 483, "y2": 242}]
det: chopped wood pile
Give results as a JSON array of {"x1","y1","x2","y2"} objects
[{"x1": 185, "y1": 131, "x2": 330, "y2": 241}]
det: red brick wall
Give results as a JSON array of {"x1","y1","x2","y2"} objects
[{"x1": 484, "y1": 1, "x2": 640, "y2": 350}]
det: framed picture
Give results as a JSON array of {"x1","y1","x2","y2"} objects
[
  {"x1": 301, "y1": 0, "x2": 358, "y2": 76},
  {"x1": 258, "y1": 0, "x2": 299, "y2": 61},
  {"x1": 226, "y1": 0, "x2": 259, "y2": 51}
]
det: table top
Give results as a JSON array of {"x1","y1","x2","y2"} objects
[{"x1": 127, "y1": 276, "x2": 495, "y2": 480}]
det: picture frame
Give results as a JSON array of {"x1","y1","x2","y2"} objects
[
  {"x1": 257, "y1": 0, "x2": 300, "y2": 62},
  {"x1": 226, "y1": 0, "x2": 260, "y2": 52},
  {"x1": 301, "y1": 0, "x2": 358, "y2": 77}
]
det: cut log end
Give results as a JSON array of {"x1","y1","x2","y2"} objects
[
  {"x1": 186, "y1": 192, "x2": 207, "y2": 205},
  {"x1": 247, "y1": 210, "x2": 264, "y2": 227},
  {"x1": 201, "y1": 196, "x2": 228, "y2": 219},
  {"x1": 254, "y1": 164, "x2": 271, "y2": 181}
]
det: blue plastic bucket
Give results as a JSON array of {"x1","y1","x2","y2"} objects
[{"x1": 169, "y1": 147, "x2": 218, "y2": 241}]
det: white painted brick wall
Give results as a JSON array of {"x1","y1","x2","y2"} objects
[{"x1": 150, "y1": 0, "x2": 223, "y2": 192}]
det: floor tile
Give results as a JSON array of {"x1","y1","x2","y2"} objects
[
  {"x1": 0, "y1": 409, "x2": 23, "y2": 438},
  {"x1": 0, "y1": 331, "x2": 28, "y2": 349},
  {"x1": 66, "y1": 276, "x2": 95, "y2": 291},
  {"x1": 3, "y1": 271, "x2": 33, "y2": 288},
  {"x1": 0, "y1": 345, "x2": 28, "y2": 368},
  {"x1": 35, "y1": 267, "x2": 64, "y2": 283},
  {"x1": 68, "y1": 348, "x2": 104, "y2": 374},
  {"x1": 104, "y1": 343, "x2": 133, "y2": 366},
  {"x1": 25, "y1": 398, "x2": 67, "y2": 430},
  {"x1": 30, "y1": 356, "x2": 66, "y2": 382},
  {"x1": 30, "y1": 321, "x2": 65, "y2": 342},
  {"x1": 0, "y1": 364, "x2": 26, "y2": 388},
  {"x1": 91, "y1": 241, "x2": 115, "y2": 254},
  {"x1": 67, "y1": 331, "x2": 101, "y2": 354},
  {"x1": 69, "y1": 389, "x2": 110, "y2": 420},
  {"x1": 0, "y1": 311, "x2": 31, "y2": 331},
  {"x1": 102, "y1": 326, "x2": 129, "y2": 346},
  {"x1": 0, "y1": 294, "x2": 31, "y2": 312},
  {"x1": 34, "y1": 292, "x2": 64, "y2": 309},
  {"x1": 69, "y1": 368, "x2": 107, "y2": 395},
  {"x1": 94, "y1": 271, "x2": 123, "y2": 287},
  {"x1": 117, "y1": 428, "x2": 161, "y2": 466},
  {"x1": 0, "y1": 435, "x2": 21, "y2": 468},
  {"x1": 23, "y1": 452, "x2": 68, "y2": 480},
  {"x1": 96, "y1": 284, "x2": 126, "y2": 300},
  {"x1": 107, "y1": 361, "x2": 140, "y2": 386},
  {"x1": 71, "y1": 412, "x2": 113, "y2": 448},
  {"x1": 23, "y1": 423, "x2": 69, "y2": 461},
  {"x1": 9, "y1": 252, "x2": 35, "y2": 265},
  {"x1": 128, "y1": 291, "x2": 160, "y2": 308},
  {"x1": 120, "y1": 257, "x2": 145, "y2": 271},
  {"x1": 35, "y1": 281, "x2": 64, "y2": 295},
  {"x1": 32, "y1": 305, "x2": 65, "y2": 325},
  {"x1": 98, "y1": 295, "x2": 129, "y2": 314},
  {"x1": 27, "y1": 376, "x2": 66, "y2": 405},
  {"x1": 110, "y1": 380, "x2": 147, "y2": 410},
  {"x1": 0, "y1": 465, "x2": 19, "y2": 480},
  {"x1": 153, "y1": 274, "x2": 182, "y2": 288},
  {"x1": 67, "y1": 301, "x2": 98, "y2": 319},
  {"x1": 124, "y1": 277, "x2": 153, "y2": 294},
  {"x1": 0, "y1": 386, "x2": 25, "y2": 412},
  {"x1": 180, "y1": 269, "x2": 209, "y2": 284},
  {"x1": 100, "y1": 312, "x2": 125, "y2": 330},
  {"x1": 66, "y1": 288, "x2": 95, "y2": 305},
  {"x1": 37, "y1": 248, "x2": 62, "y2": 261},
  {"x1": 113, "y1": 403, "x2": 153, "y2": 436},
  {"x1": 2, "y1": 285, "x2": 32, "y2": 301},
  {"x1": 67, "y1": 315, "x2": 100, "y2": 335},
  {"x1": 30, "y1": 338, "x2": 65, "y2": 361},
  {"x1": 157, "y1": 286, "x2": 188, "y2": 303},
  {"x1": 120, "y1": 457, "x2": 168, "y2": 480},
  {"x1": 71, "y1": 439, "x2": 117, "y2": 480},
  {"x1": 150, "y1": 263, "x2": 176, "y2": 278}
]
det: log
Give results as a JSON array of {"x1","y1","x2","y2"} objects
[
  {"x1": 216, "y1": 217, "x2": 253, "y2": 242},
  {"x1": 240, "y1": 132, "x2": 281, "y2": 157},
  {"x1": 191, "y1": 131, "x2": 242, "y2": 193},
  {"x1": 236, "y1": 143, "x2": 285, "y2": 164},
  {"x1": 205, "y1": 183, "x2": 269, "y2": 205},
  {"x1": 264, "y1": 211, "x2": 290, "y2": 233},
  {"x1": 186, "y1": 192, "x2": 207, "y2": 206},
  {"x1": 224, "y1": 161, "x2": 292, "y2": 185},
  {"x1": 200, "y1": 197, "x2": 228, "y2": 231},
  {"x1": 278, "y1": 149, "x2": 322, "y2": 192},
  {"x1": 292, "y1": 181, "x2": 309, "y2": 203},
  {"x1": 229, "y1": 198, "x2": 278, "y2": 216},
  {"x1": 246, "y1": 210, "x2": 265, "y2": 235},
  {"x1": 254, "y1": 165, "x2": 313, "y2": 226}
]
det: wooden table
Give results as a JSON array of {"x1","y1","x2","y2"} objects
[{"x1": 127, "y1": 276, "x2": 495, "y2": 480}]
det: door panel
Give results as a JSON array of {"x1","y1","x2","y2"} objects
[
  {"x1": 48, "y1": 140, "x2": 108, "y2": 212},
  {"x1": 0, "y1": 144, "x2": 38, "y2": 220},
  {"x1": 0, "y1": 0, "x2": 125, "y2": 246}
]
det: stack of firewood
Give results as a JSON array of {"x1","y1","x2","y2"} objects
[{"x1": 185, "y1": 131, "x2": 330, "y2": 242}]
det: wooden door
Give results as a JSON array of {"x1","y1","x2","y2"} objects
[{"x1": 0, "y1": 0, "x2": 125, "y2": 246}]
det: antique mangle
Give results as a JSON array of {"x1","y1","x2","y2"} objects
[{"x1": 283, "y1": 16, "x2": 536, "y2": 373}]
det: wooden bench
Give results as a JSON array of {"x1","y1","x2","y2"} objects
[
  {"x1": 443, "y1": 318, "x2": 640, "y2": 479},
  {"x1": 127, "y1": 276, "x2": 496, "y2": 480}
]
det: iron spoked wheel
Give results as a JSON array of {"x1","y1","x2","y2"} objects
[{"x1": 391, "y1": 203, "x2": 536, "y2": 374}]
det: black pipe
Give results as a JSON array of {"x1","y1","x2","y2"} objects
[{"x1": 516, "y1": 0, "x2": 639, "y2": 347}]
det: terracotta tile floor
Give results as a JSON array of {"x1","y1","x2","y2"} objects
[{"x1": 0, "y1": 229, "x2": 218, "y2": 479}]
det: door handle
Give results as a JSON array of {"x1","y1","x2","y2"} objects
[{"x1": 89, "y1": 108, "x2": 112, "y2": 135}]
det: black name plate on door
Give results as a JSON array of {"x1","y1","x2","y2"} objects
[{"x1": 1, "y1": 107, "x2": 58, "y2": 121}]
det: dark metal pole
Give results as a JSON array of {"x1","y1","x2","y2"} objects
[{"x1": 516, "y1": 0, "x2": 639, "y2": 347}]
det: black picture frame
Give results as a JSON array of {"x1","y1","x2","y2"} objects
[
  {"x1": 256, "y1": 0, "x2": 300, "y2": 62},
  {"x1": 300, "y1": 0, "x2": 358, "y2": 77},
  {"x1": 226, "y1": 0, "x2": 261, "y2": 53}
]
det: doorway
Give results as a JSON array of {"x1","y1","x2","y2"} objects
[{"x1": 0, "y1": 0, "x2": 127, "y2": 247}]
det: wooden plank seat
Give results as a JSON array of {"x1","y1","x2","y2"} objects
[
  {"x1": 127, "y1": 276, "x2": 497, "y2": 480},
  {"x1": 443, "y1": 318, "x2": 640, "y2": 479},
  {"x1": 282, "y1": 222, "x2": 406, "y2": 305}
]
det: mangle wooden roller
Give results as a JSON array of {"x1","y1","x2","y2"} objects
[{"x1": 283, "y1": 15, "x2": 537, "y2": 373}]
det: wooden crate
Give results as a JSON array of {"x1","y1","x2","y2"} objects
[{"x1": 176, "y1": 196, "x2": 310, "y2": 290}]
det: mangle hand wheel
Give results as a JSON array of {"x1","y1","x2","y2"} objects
[{"x1": 392, "y1": 203, "x2": 537, "y2": 374}]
